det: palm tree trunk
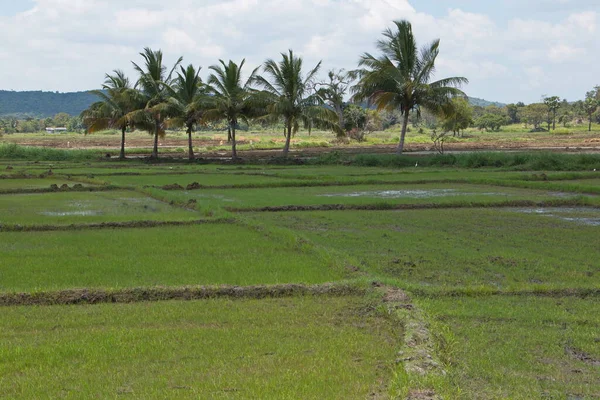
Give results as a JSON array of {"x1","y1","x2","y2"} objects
[
  {"x1": 151, "y1": 130, "x2": 159, "y2": 159},
  {"x1": 552, "y1": 110, "x2": 556, "y2": 130},
  {"x1": 227, "y1": 126, "x2": 232, "y2": 143},
  {"x1": 397, "y1": 112, "x2": 410, "y2": 155},
  {"x1": 336, "y1": 105, "x2": 346, "y2": 138},
  {"x1": 283, "y1": 121, "x2": 292, "y2": 157},
  {"x1": 231, "y1": 122, "x2": 237, "y2": 160},
  {"x1": 119, "y1": 127, "x2": 126, "y2": 160},
  {"x1": 590, "y1": 115, "x2": 593, "y2": 132},
  {"x1": 187, "y1": 126, "x2": 194, "y2": 161}
]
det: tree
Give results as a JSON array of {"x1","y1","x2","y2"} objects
[
  {"x1": 205, "y1": 59, "x2": 259, "y2": 160},
  {"x1": 506, "y1": 103, "x2": 521, "y2": 124},
  {"x1": 543, "y1": 96, "x2": 561, "y2": 130},
  {"x1": 53, "y1": 112, "x2": 71, "y2": 127},
  {"x1": 164, "y1": 64, "x2": 205, "y2": 160},
  {"x1": 519, "y1": 103, "x2": 546, "y2": 130},
  {"x1": 583, "y1": 95, "x2": 598, "y2": 132},
  {"x1": 81, "y1": 70, "x2": 140, "y2": 159},
  {"x1": 474, "y1": 113, "x2": 508, "y2": 131},
  {"x1": 128, "y1": 48, "x2": 183, "y2": 159},
  {"x1": 315, "y1": 69, "x2": 351, "y2": 138},
  {"x1": 440, "y1": 98, "x2": 473, "y2": 136},
  {"x1": 352, "y1": 20, "x2": 468, "y2": 154},
  {"x1": 254, "y1": 49, "x2": 340, "y2": 157}
]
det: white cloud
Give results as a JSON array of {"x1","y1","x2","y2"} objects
[{"x1": 0, "y1": 0, "x2": 597, "y2": 104}]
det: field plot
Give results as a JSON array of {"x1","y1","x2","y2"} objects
[
  {"x1": 170, "y1": 183, "x2": 578, "y2": 211},
  {"x1": 419, "y1": 296, "x2": 600, "y2": 399},
  {"x1": 253, "y1": 208, "x2": 600, "y2": 291},
  {"x1": 0, "y1": 224, "x2": 343, "y2": 292},
  {"x1": 0, "y1": 190, "x2": 200, "y2": 226},
  {"x1": 0, "y1": 178, "x2": 96, "y2": 191},
  {"x1": 99, "y1": 172, "x2": 299, "y2": 188},
  {"x1": 1, "y1": 156, "x2": 599, "y2": 399},
  {"x1": 0, "y1": 296, "x2": 397, "y2": 400}
]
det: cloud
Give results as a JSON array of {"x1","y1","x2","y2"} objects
[{"x1": 0, "y1": 0, "x2": 597, "y2": 104}]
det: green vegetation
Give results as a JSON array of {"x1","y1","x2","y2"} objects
[
  {"x1": 0, "y1": 222, "x2": 344, "y2": 292},
  {"x1": 419, "y1": 296, "x2": 600, "y2": 399},
  {"x1": 157, "y1": 183, "x2": 576, "y2": 211},
  {"x1": 253, "y1": 208, "x2": 600, "y2": 292},
  {"x1": 1, "y1": 148, "x2": 599, "y2": 397},
  {"x1": 0, "y1": 296, "x2": 397, "y2": 399},
  {"x1": 0, "y1": 191, "x2": 200, "y2": 226}
]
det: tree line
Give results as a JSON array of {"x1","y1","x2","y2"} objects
[{"x1": 79, "y1": 20, "x2": 467, "y2": 160}]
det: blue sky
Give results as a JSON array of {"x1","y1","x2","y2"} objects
[{"x1": 0, "y1": 0, "x2": 597, "y2": 104}]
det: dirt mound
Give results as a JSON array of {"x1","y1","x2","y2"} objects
[
  {"x1": 186, "y1": 182, "x2": 202, "y2": 190},
  {"x1": 162, "y1": 183, "x2": 184, "y2": 190},
  {"x1": 5, "y1": 165, "x2": 13, "y2": 170},
  {"x1": 0, "y1": 283, "x2": 364, "y2": 306},
  {"x1": 49, "y1": 184, "x2": 59, "y2": 190}
]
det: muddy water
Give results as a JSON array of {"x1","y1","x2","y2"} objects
[
  {"x1": 511, "y1": 207, "x2": 600, "y2": 226},
  {"x1": 318, "y1": 189, "x2": 503, "y2": 199}
]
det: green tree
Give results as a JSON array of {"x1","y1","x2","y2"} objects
[
  {"x1": 128, "y1": 48, "x2": 183, "y2": 159},
  {"x1": 343, "y1": 104, "x2": 367, "y2": 131},
  {"x1": 519, "y1": 103, "x2": 547, "y2": 130},
  {"x1": 81, "y1": 70, "x2": 140, "y2": 159},
  {"x1": 543, "y1": 96, "x2": 561, "y2": 130},
  {"x1": 164, "y1": 64, "x2": 206, "y2": 160},
  {"x1": 205, "y1": 59, "x2": 259, "y2": 160},
  {"x1": 474, "y1": 113, "x2": 508, "y2": 132},
  {"x1": 506, "y1": 103, "x2": 522, "y2": 124},
  {"x1": 352, "y1": 20, "x2": 468, "y2": 154},
  {"x1": 583, "y1": 94, "x2": 598, "y2": 132},
  {"x1": 440, "y1": 97, "x2": 473, "y2": 136},
  {"x1": 53, "y1": 112, "x2": 71, "y2": 127},
  {"x1": 254, "y1": 50, "x2": 340, "y2": 156},
  {"x1": 315, "y1": 69, "x2": 351, "y2": 138}
]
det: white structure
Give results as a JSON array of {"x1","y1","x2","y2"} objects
[{"x1": 45, "y1": 127, "x2": 68, "y2": 133}]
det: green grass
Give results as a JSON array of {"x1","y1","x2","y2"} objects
[
  {"x1": 97, "y1": 172, "x2": 299, "y2": 187},
  {"x1": 311, "y1": 152, "x2": 600, "y2": 171},
  {"x1": 0, "y1": 191, "x2": 200, "y2": 226},
  {"x1": 0, "y1": 296, "x2": 398, "y2": 399},
  {"x1": 251, "y1": 208, "x2": 600, "y2": 291},
  {"x1": 0, "y1": 143, "x2": 102, "y2": 161},
  {"x1": 418, "y1": 296, "x2": 600, "y2": 399},
  {"x1": 0, "y1": 223, "x2": 344, "y2": 292},
  {"x1": 158, "y1": 183, "x2": 579, "y2": 211},
  {"x1": 0, "y1": 178, "x2": 96, "y2": 190}
]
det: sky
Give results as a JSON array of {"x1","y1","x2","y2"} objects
[{"x1": 0, "y1": 0, "x2": 598, "y2": 104}]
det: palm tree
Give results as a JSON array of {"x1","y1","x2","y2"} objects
[
  {"x1": 128, "y1": 48, "x2": 182, "y2": 159},
  {"x1": 164, "y1": 64, "x2": 206, "y2": 160},
  {"x1": 81, "y1": 70, "x2": 139, "y2": 159},
  {"x1": 352, "y1": 20, "x2": 468, "y2": 154},
  {"x1": 205, "y1": 59, "x2": 259, "y2": 160},
  {"x1": 254, "y1": 50, "x2": 340, "y2": 156}
]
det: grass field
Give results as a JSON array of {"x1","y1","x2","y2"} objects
[
  {"x1": 0, "y1": 190, "x2": 201, "y2": 226},
  {"x1": 0, "y1": 296, "x2": 397, "y2": 399},
  {"x1": 0, "y1": 154, "x2": 598, "y2": 398}
]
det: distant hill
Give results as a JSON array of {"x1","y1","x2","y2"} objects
[
  {"x1": 468, "y1": 97, "x2": 506, "y2": 108},
  {"x1": 0, "y1": 90, "x2": 99, "y2": 118},
  {"x1": 0, "y1": 90, "x2": 508, "y2": 118}
]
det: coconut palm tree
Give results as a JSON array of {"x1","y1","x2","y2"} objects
[
  {"x1": 254, "y1": 50, "x2": 341, "y2": 156},
  {"x1": 128, "y1": 47, "x2": 182, "y2": 159},
  {"x1": 81, "y1": 70, "x2": 140, "y2": 159},
  {"x1": 164, "y1": 64, "x2": 206, "y2": 160},
  {"x1": 352, "y1": 20, "x2": 468, "y2": 154},
  {"x1": 204, "y1": 59, "x2": 259, "y2": 160}
]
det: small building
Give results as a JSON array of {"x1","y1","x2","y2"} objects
[{"x1": 45, "y1": 127, "x2": 68, "y2": 133}]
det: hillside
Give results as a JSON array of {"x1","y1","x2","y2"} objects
[
  {"x1": 0, "y1": 90, "x2": 98, "y2": 118},
  {"x1": 0, "y1": 89, "x2": 507, "y2": 118},
  {"x1": 468, "y1": 97, "x2": 506, "y2": 108}
]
